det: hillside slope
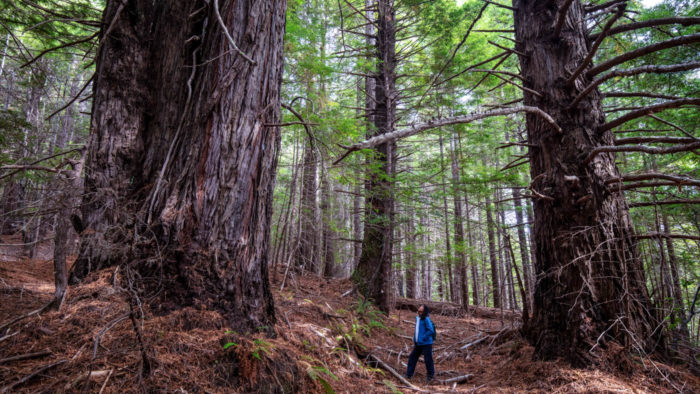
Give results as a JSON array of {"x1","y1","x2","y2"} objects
[{"x1": 0, "y1": 244, "x2": 698, "y2": 393}]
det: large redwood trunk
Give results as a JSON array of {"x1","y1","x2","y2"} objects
[
  {"x1": 353, "y1": 0, "x2": 396, "y2": 312},
  {"x1": 70, "y1": 0, "x2": 286, "y2": 332},
  {"x1": 514, "y1": 0, "x2": 659, "y2": 364}
]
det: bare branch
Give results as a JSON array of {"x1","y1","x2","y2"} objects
[
  {"x1": 480, "y1": 0, "x2": 514, "y2": 12},
  {"x1": 629, "y1": 199, "x2": 700, "y2": 207},
  {"x1": 615, "y1": 136, "x2": 697, "y2": 145},
  {"x1": 606, "y1": 173, "x2": 700, "y2": 186},
  {"x1": 585, "y1": 0, "x2": 627, "y2": 14},
  {"x1": 21, "y1": 31, "x2": 98, "y2": 69},
  {"x1": 213, "y1": 0, "x2": 255, "y2": 65},
  {"x1": 604, "y1": 91, "x2": 683, "y2": 100},
  {"x1": 634, "y1": 233, "x2": 700, "y2": 241},
  {"x1": 570, "y1": 62, "x2": 700, "y2": 108},
  {"x1": 568, "y1": 4, "x2": 626, "y2": 85},
  {"x1": 587, "y1": 32, "x2": 700, "y2": 77},
  {"x1": 554, "y1": 0, "x2": 576, "y2": 37},
  {"x1": 584, "y1": 140, "x2": 700, "y2": 163},
  {"x1": 600, "y1": 98, "x2": 700, "y2": 131},
  {"x1": 333, "y1": 106, "x2": 560, "y2": 164},
  {"x1": 590, "y1": 17, "x2": 700, "y2": 40}
]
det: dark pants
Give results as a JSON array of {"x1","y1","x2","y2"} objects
[{"x1": 406, "y1": 344, "x2": 434, "y2": 379}]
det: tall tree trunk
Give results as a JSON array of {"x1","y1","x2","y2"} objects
[
  {"x1": 512, "y1": 187, "x2": 533, "y2": 306},
  {"x1": 404, "y1": 211, "x2": 416, "y2": 299},
  {"x1": 449, "y1": 133, "x2": 468, "y2": 308},
  {"x1": 515, "y1": 0, "x2": 659, "y2": 364},
  {"x1": 485, "y1": 193, "x2": 501, "y2": 308},
  {"x1": 438, "y1": 135, "x2": 454, "y2": 302},
  {"x1": 296, "y1": 127, "x2": 318, "y2": 273},
  {"x1": 70, "y1": 0, "x2": 286, "y2": 332},
  {"x1": 353, "y1": 0, "x2": 396, "y2": 312},
  {"x1": 321, "y1": 168, "x2": 335, "y2": 277}
]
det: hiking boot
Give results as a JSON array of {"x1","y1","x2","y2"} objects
[{"x1": 425, "y1": 377, "x2": 434, "y2": 385}]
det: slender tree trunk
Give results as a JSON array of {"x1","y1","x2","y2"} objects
[
  {"x1": 321, "y1": 168, "x2": 335, "y2": 277},
  {"x1": 515, "y1": 0, "x2": 660, "y2": 364},
  {"x1": 485, "y1": 193, "x2": 501, "y2": 308},
  {"x1": 512, "y1": 187, "x2": 533, "y2": 306},
  {"x1": 70, "y1": 0, "x2": 286, "y2": 332},
  {"x1": 449, "y1": 133, "x2": 468, "y2": 308},
  {"x1": 405, "y1": 211, "x2": 416, "y2": 299},
  {"x1": 438, "y1": 135, "x2": 454, "y2": 302}
]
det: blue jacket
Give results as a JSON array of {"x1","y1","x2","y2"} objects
[{"x1": 414, "y1": 316, "x2": 435, "y2": 346}]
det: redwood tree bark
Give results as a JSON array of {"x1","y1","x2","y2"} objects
[
  {"x1": 514, "y1": 0, "x2": 660, "y2": 364},
  {"x1": 70, "y1": 0, "x2": 286, "y2": 332},
  {"x1": 353, "y1": 0, "x2": 396, "y2": 312}
]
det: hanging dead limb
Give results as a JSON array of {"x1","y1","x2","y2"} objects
[
  {"x1": 553, "y1": 0, "x2": 575, "y2": 37},
  {"x1": 629, "y1": 199, "x2": 700, "y2": 208},
  {"x1": 570, "y1": 62, "x2": 700, "y2": 108},
  {"x1": 589, "y1": 16, "x2": 700, "y2": 41},
  {"x1": 634, "y1": 233, "x2": 700, "y2": 241},
  {"x1": 568, "y1": 4, "x2": 626, "y2": 85},
  {"x1": 333, "y1": 106, "x2": 560, "y2": 164},
  {"x1": 615, "y1": 136, "x2": 697, "y2": 145},
  {"x1": 600, "y1": 98, "x2": 700, "y2": 132},
  {"x1": 471, "y1": 68, "x2": 524, "y2": 82},
  {"x1": 484, "y1": 71, "x2": 542, "y2": 97},
  {"x1": 585, "y1": 140, "x2": 700, "y2": 163},
  {"x1": 587, "y1": 33, "x2": 700, "y2": 77},
  {"x1": 212, "y1": 0, "x2": 255, "y2": 65}
]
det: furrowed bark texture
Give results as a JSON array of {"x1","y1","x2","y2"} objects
[
  {"x1": 353, "y1": 0, "x2": 396, "y2": 312},
  {"x1": 514, "y1": 0, "x2": 660, "y2": 364},
  {"x1": 71, "y1": 0, "x2": 286, "y2": 332}
]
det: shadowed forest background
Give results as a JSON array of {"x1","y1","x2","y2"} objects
[{"x1": 0, "y1": 0, "x2": 698, "y2": 392}]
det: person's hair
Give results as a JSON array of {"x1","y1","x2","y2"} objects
[{"x1": 420, "y1": 304, "x2": 430, "y2": 317}]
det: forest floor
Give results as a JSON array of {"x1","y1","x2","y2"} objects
[{"x1": 1, "y1": 237, "x2": 699, "y2": 393}]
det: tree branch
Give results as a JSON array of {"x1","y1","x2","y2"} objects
[
  {"x1": 629, "y1": 199, "x2": 700, "y2": 208},
  {"x1": 333, "y1": 106, "x2": 560, "y2": 164},
  {"x1": 589, "y1": 17, "x2": 700, "y2": 41},
  {"x1": 614, "y1": 136, "x2": 697, "y2": 145},
  {"x1": 587, "y1": 32, "x2": 700, "y2": 77},
  {"x1": 634, "y1": 233, "x2": 700, "y2": 241},
  {"x1": 554, "y1": 0, "x2": 575, "y2": 37},
  {"x1": 213, "y1": 0, "x2": 255, "y2": 65},
  {"x1": 570, "y1": 62, "x2": 700, "y2": 108},
  {"x1": 584, "y1": 140, "x2": 700, "y2": 163},
  {"x1": 568, "y1": 4, "x2": 626, "y2": 84},
  {"x1": 600, "y1": 98, "x2": 700, "y2": 131}
]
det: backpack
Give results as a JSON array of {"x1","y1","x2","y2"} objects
[{"x1": 431, "y1": 321, "x2": 437, "y2": 341}]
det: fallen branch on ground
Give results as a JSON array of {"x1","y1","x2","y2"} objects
[
  {"x1": 1, "y1": 359, "x2": 67, "y2": 392},
  {"x1": 0, "y1": 350, "x2": 52, "y2": 364}
]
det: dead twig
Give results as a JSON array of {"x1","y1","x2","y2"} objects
[
  {"x1": 0, "y1": 350, "x2": 52, "y2": 364},
  {"x1": 1, "y1": 359, "x2": 67, "y2": 393}
]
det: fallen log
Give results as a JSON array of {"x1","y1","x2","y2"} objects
[
  {"x1": 394, "y1": 298, "x2": 521, "y2": 320},
  {"x1": 365, "y1": 353, "x2": 427, "y2": 392},
  {"x1": 440, "y1": 374, "x2": 473, "y2": 384}
]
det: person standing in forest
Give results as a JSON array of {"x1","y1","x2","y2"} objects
[{"x1": 405, "y1": 305, "x2": 435, "y2": 383}]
